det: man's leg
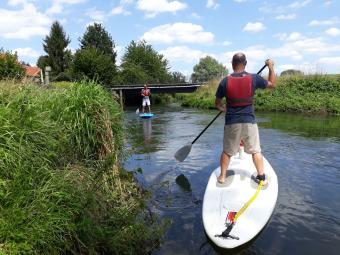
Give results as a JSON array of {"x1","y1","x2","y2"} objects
[
  {"x1": 218, "y1": 152, "x2": 231, "y2": 183},
  {"x1": 252, "y1": 153, "x2": 268, "y2": 185},
  {"x1": 218, "y1": 124, "x2": 240, "y2": 183},
  {"x1": 147, "y1": 99, "x2": 151, "y2": 113},
  {"x1": 244, "y1": 124, "x2": 268, "y2": 185},
  {"x1": 252, "y1": 153, "x2": 264, "y2": 175}
]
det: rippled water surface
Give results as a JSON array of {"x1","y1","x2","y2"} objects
[{"x1": 124, "y1": 106, "x2": 340, "y2": 255}]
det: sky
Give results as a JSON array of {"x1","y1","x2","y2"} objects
[{"x1": 1, "y1": 0, "x2": 340, "y2": 78}]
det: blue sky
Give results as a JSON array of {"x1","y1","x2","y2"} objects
[{"x1": 1, "y1": 0, "x2": 340, "y2": 77}]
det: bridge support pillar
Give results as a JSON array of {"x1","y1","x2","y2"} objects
[{"x1": 119, "y1": 89, "x2": 123, "y2": 108}]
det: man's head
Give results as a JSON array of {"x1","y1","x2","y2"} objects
[
  {"x1": 232, "y1": 52, "x2": 247, "y2": 71},
  {"x1": 144, "y1": 84, "x2": 148, "y2": 89}
]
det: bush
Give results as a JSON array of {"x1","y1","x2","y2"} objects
[
  {"x1": 72, "y1": 48, "x2": 117, "y2": 87},
  {"x1": 175, "y1": 75, "x2": 340, "y2": 115},
  {"x1": 0, "y1": 49, "x2": 25, "y2": 80}
]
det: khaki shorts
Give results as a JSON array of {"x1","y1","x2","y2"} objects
[{"x1": 223, "y1": 123, "x2": 261, "y2": 156}]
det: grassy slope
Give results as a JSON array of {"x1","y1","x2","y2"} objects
[
  {"x1": 175, "y1": 75, "x2": 340, "y2": 115},
  {"x1": 0, "y1": 81, "x2": 165, "y2": 254}
]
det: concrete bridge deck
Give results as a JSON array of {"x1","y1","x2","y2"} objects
[{"x1": 111, "y1": 83, "x2": 205, "y2": 105}]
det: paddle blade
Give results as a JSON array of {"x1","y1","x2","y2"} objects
[
  {"x1": 135, "y1": 108, "x2": 140, "y2": 114},
  {"x1": 174, "y1": 144, "x2": 192, "y2": 162}
]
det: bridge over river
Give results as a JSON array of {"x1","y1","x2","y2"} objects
[{"x1": 111, "y1": 83, "x2": 205, "y2": 105}]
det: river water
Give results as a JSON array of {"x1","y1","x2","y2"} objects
[{"x1": 124, "y1": 105, "x2": 340, "y2": 255}]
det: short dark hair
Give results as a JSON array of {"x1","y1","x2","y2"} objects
[{"x1": 232, "y1": 52, "x2": 247, "y2": 67}]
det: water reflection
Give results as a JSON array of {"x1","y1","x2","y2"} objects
[
  {"x1": 142, "y1": 119, "x2": 152, "y2": 143},
  {"x1": 125, "y1": 107, "x2": 340, "y2": 255},
  {"x1": 257, "y1": 112, "x2": 340, "y2": 140}
]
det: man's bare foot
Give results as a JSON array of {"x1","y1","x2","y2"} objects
[{"x1": 217, "y1": 175, "x2": 226, "y2": 184}]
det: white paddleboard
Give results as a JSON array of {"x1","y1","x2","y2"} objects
[{"x1": 202, "y1": 152, "x2": 278, "y2": 249}]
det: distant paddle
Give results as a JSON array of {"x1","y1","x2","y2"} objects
[
  {"x1": 136, "y1": 108, "x2": 140, "y2": 114},
  {"x1": 174, "y1": 64, "x2": 267, "y2": 162}
]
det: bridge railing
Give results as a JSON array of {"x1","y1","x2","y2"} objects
[{"x1": 110, "y1": 82, "x2": 206, "y2": 90}]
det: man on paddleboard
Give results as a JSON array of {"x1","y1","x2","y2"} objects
[
  {"x1": 141, "y1": 84, "x2": 151, "y2": 113},
  {"x1": 215, "y1": 53, "x2": 276, "y2": 185}
]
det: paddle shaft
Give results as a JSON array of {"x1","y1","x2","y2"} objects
[
  {"x1": 191, "y1": 111, "x2": 223, "y2": 144},
  {"x1": 190, "y1": 64, "x2": 267, "y2": 145}
]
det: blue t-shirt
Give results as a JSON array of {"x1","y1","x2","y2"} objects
[{"x1": 215, "y1": 71, "x2": 268, "y2": 125}]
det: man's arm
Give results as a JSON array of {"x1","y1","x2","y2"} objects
[
  {"x1": 215, "y1": 98, "x2": 226, "y2": 112},
  {"x1": 266, "y1": 59, "x2": 276, "y2": 89}
]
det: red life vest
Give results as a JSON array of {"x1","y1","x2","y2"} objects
[
  {"x1": 142, "y1": 88, "x2": 150, "y2": 97},
  {"x1": 226, "y1": 75, "x2": 253, "y2": 107}
]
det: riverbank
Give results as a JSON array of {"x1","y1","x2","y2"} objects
[
  {"x1": 0, "y1": 81, "x2": 165, "y2": 254},
  {"x1": 175, "y1": 75, "x2": 340, "y2": 115}
]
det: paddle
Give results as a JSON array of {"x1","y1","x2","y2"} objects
[
  {"x1": 136, "y1": 108, "x2": 140, "y2": 114},
  {"x1": 174, "y1": 64, "x2": 267, "y2": 162}
]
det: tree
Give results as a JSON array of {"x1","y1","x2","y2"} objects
[
  {"x1": 37, "y1": 55, "x2": 49, "y2": 72},
  {"x1": 171, "y1": 71, "x2": 186, "y2": 83},
  {"x1": 281, "y1": 69, "x2": 303, "y2": 76},
  {"x1": 72, "y1": 47, "x2": 116, "y2": 87},
  {"x1": 191, "y1": 56, "x2": 228, "y2": 82},
  {"x1": 42, "y1": 21, "x2": 71, "y2": 76},
  {"x1": 80, "y1": 23, "x2": 117, "y2": 63},
  {"x1": 120, "y1": 40, "x2": 171, "y2": 84},
  {"x1": 0, "y1": 48, "x2": 25, "y2": 80}
]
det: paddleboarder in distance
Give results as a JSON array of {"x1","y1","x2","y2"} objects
[
  {"x1": 141, "y1": 83, "x2": 151, "y2": 113},
  {"x1": 215, "y1": 53, "x2": 276, "y2": 185}
]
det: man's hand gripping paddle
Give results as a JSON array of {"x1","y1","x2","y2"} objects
[{"x1": 174, "y1": 64, "x2": 267, "y2": 162}]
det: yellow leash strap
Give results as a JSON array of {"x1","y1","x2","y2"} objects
[{"x1": 234, "y1": 180, "x2": 263, "y2": 222}]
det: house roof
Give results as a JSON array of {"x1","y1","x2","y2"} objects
[{"x1": 23, "y1": 65, "x2": 41, "y2": 77}]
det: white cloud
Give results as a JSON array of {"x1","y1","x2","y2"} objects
[
  {"x1": 222, "y1": 40, "x2": 232, "y2": 46},
  {"x1": 243, "y1": 22, "x2": 266, "y2": 33},
  {"x1": 137, "y1": 0, "x2": 187, "y2": 17},
  {"x1": 47, "y1": 0, "x2": 86, "y2": 15},
  {"x1": 191, "y1": 12, "x2": 201, "y2": 19},
  {"x1": 221, "y1": 34, "x2": 340, "y2": 73},
  {"x1": 323, "y1": 1, "x2": 332, "y2": 6},
  {"x1": 273, "y1": 32, "x2": 304, "y2": 41},
  {"x1": 0, "y1": 3, "x2": 51, "y2": 39},
  {"x1": 111, "y1": 6, "x2": 131, "y2": 15},
  {"x1": 287, "y1": 32, "x2": 304, "y2": 41},
  {"x1": 318, "y1": 56, "x2": 340, "y2": 66},
  {"x1": 142, "y1": 23, "x2": 214, "y2": 44},
  {"x1": 54, "y1": 0, "x2": 85, "y2": 3},
  {"x1": 288, "y1": 0, "x2": 311, "y2": 9},
  {"x1": 13, "y1": 47, "x2": 40, "y2": 58},
  {"x1": 325, "y1": 27, "x2": 340, "y2": 36},
  {"x1": 206, "y1": 0, "x2": 219, "y2": 9},
  {"x1": 309, "y1": 17, "x2": 340, "y2": 26},
  {"x1": 234, "y1": 0, "x2": 247, "y2": 2},
  {"x1": 7, "y1": 0, "x2": 27, "y2": 6},
  {"x1": 276, "y1": 13, "x2": 296, "y2": 20},
  {"x1": 160, "y1": 46, "x2": 209, "y2": 63},
  {"x1": 86, "y1": 8, "x2": 107, "y2": 23},
  {"x1": 278, "y1": 64, "x2": 297, "y2": 70}
]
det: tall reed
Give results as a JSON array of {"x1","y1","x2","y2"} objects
[{"x1": 0, "y1": 81, "x2": 165, "y2": 254}]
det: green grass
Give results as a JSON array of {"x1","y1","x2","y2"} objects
[
  {"x1": 175, "y1": 75, "x2": 340, "y2": 115},
  {"x1": 0, "y1": 81, "x2": 166, "y2": 254}
]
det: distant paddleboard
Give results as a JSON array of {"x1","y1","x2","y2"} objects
[
  {"x1": 139, "y1": 113, "x2": 154, "y2": 119},
  {"x1": 202, "y1": 153, "x2": 278, "y2": 249}
]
